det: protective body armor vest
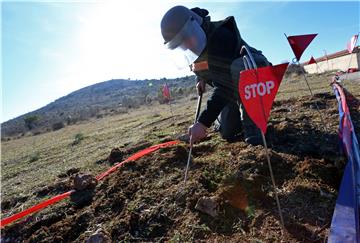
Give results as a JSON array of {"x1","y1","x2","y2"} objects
[
  {"x1": 193, "y1": 16, "x2": 248, "y2": 99},
  {"x1": 191, "y1": 9, "x2": 269, "y2": 128}
]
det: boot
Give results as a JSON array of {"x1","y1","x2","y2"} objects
[{"x1": 240, "y1": 104, "x2": 262, "y2": 146}]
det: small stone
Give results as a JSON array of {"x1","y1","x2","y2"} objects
[
  {"x1": 195, "y1": 196, "x2": 218, "y2": 217},
  {"x1": 73, "y1": 173, "x2": 97, "y2": 191},
  {"x1": 70, "y1": 189, "x2": 95, "y2": 207},
  {"x1": 86, "y1": 228, "x2": 111, "y2": 243},
  {"x1": 66, "y1": 167, "x2": 80, "y2": 176},
  {"x1": 274, "y1": 121, "x2": 290, "y2": 132},
  {"x1": 58, "y1": 168, "x2": 80, "y2": 178},
  {"x1": 107, "y1": 148, "x2": 124, "y2": 164}
]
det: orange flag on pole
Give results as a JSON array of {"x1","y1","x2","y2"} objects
[
  {"x1": 308, "y1": 56, "x2": 317, "y2": 65},
  {"x1": 162, "y1": 83, "x2": 171, "y2": 100},
  {"x1": 286, "y1": 34, "x2": 317, "y2": 61}
]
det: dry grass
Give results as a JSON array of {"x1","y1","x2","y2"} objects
[
  {"x1": 278, "y1": 71, "x2": 360, "y2": 100},
  {"x1": 1, "y1": 72, "x2": 359, "y2": 211},
  {"x1": 1, "y1": 96, "x2": 199, "y2": 203}
]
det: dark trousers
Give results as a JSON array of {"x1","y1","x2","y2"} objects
[{"x1": 218, "y1": 102, "x2": 242, "y2": 141}]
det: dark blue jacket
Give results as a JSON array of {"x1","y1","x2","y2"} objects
[{"x1": 194, "y1": 16, "x2": 265, "y2": 127}]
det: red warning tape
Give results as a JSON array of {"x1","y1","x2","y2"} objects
[
  {"x1": 1, "y1": 191, "x2": 74, "y2": 227},
  {"x1": 1, "y1": 140, "x2": 180, "y2": 227},
  {"x1": 96, "y1": 140, "x2": 179, "y2": 180}
]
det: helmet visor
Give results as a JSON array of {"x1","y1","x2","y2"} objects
[{"x1": 165, "y1": 16, "x2": 206, "y2": 68}]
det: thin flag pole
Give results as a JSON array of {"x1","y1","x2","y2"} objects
[
  {"x1": 297, "y1": 60, "x2": 328, "y2": 133},
  {"x1": 284, "y1": 33, "x2": 328, "y2": 132},
  {"x1": 344, "y1": 32, "x2": 360, "y2": 84},
  {"x1": 241, "y1": 45, "x2": 285, "y2": 232},
  {"x1": 339, "y1": 53, "x2": 353, "y2": 93},
  {"x1": 168, "y1": 100, "x2": 176, "y2": 134},
  {"x1": 344, "y1": 52, "x2": 354, "y2": 81},
  {"x1": 164, "y1": 83, "x2": 176, "y2": 134},
  {"x1": 261, "y1": 131, "x2": 285, "y2": 231},
  {"x1": 307, "y1": 56, "x2": 322, "y2": 74},
  {"x1": 341, "y1": 32, "x2": 359, "y2": 92},
  {"x1": 315, "y1": 61, "x2": 324, "y2": 74},
  {"x1": 311, "y1": 56, "x2": 324, "y2": 74},
  {"x1": 323, "y1": 49, "x2": 330, "y2": 71}
]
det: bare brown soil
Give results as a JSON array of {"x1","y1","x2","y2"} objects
[{"x1": 2, "y1": 92, "x2": 359, "y2": 242}]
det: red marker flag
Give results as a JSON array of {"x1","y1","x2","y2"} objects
[
  {"x1": 239, "y1": 63, "x2": 289, "y2": 134},
  {"x1": 286, "y1": 34, "x2": 317, "y2": 61},
  {"x1": 162, "y1": 83, "x2": 171, "y2": 100},
  {"x1": 308, "y1": 56, "x2": 317, "y2": 65},
  {"x1": 347, "y1": 34, "x2": 358, "y2": 53}
]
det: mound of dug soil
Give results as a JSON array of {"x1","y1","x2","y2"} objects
[{"x1": 2, "y1": 93, "x2": 359, "y2": 242}]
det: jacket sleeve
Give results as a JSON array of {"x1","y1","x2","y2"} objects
[
  {"x1": 198, "y1": 87, "x2": 229, "y2": 127},
  {"x1": 197, "y1": 25, "x2": 238, "y2": 127}
]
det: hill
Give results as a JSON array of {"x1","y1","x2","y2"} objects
[{"x1": 1, "y1": 76, "x2": 195, "y2": 139}]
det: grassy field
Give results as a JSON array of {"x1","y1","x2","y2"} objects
[
  {"x1": 277, "y1": 71, "x2": 360, "y2": 100},
  {"x1": 1, "y1": 71, "x2": 359, "y2": 216},
  {"x1": 1, "y1": 70, "x2": 360, "y2": 203},
  {"x1": 1, "y1": 95, "x2": 194, "y2": 202}
]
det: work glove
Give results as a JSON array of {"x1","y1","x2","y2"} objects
[
  {"x1": 196, "y1": 79, "x2": 206, "y2": 96},
  {"x1": 188, "y1": 122, "x2": 207, "y2": 145}
]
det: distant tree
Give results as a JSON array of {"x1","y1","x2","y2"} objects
[
  {"x1": 122, "y1": 96, "x2": 130, "y2": 108},
  {"x1": 177, "y1": 87, "x2": 184, "y2": 95},
  {"x1": 24, "y1": 115, "x2": 39, "y2": 130},
  {"x1": 146, "y1": 96, "x2": 152, "y2": 104},
  {"x1": 52, "y1": 122, "x2": 65, "y2": 131},
  {"x1": 140, "y1": 88, "x2": 150, "y2": 104},
  {"x1": 157, "y1": 87, "x2": 164, "y2": 104},
  {"x1": 88, "y1": 107, "x2": 99, "y2": 117},
  {"x1": 122, "y1": 96, "x2": 139, "y2": 108},
  {"x1": 66, "y1": 115, "x2": 72, "y2": 125},
  {"x1": 285, "y1": 64, "x2": 306, "y2": 77}
]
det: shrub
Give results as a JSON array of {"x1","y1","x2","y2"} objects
[
  {"x1": 29, "y1": 152, "x2": 40, "y2": 162},
  {"x1": 177, "y1": 87, "x2": 184, "y2": 95},
  {"x1": 66, "y1": 115, "x2": 73, "y2": 125},
  {"x1": 24, "y1": 115, "x2": 40, "y2": 130},
  {"x1": 72, "y1": 133, "x2": 84, "y2": 146},
  {"x1": 52, "y1": 122, "x2": 65, "y2": 131},
  {"x1": 32, "y1": 130, "x2": 42, "y2": 136},
  {"x1": 285, "y1": 64, "x2": 306, "y2": 77},
  {"x1": 1, "y1": 137, "x2": 11, "y2": 142}
]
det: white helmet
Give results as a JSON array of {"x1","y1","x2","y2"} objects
[{"x1": 161, "y1": 6, "x2": 207, "y2": 68}]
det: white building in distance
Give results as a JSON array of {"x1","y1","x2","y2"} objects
[{"x1": 303, "y1": 46, "x2": 359, "y2": 74}]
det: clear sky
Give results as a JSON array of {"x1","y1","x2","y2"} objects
[{"x1": 1, "y1": 0, "x2": 359, "y2": 122}]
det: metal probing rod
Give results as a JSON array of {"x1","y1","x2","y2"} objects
[{"x1": 184, "y1": 93, "x2": 202, "y2": 184}]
